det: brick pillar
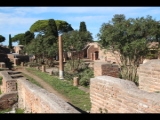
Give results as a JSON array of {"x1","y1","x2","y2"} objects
[
  {"x1": 0, "y1": 62, "x2": 6, "y2": 68},
  {"x1": 94, "y1": 62, "x2": 119, "y2": 77},
  {"x1": 49, "y1": 71, "x2": 53, "y2": 76},
  {"x1": 36, "y1": 66, "x2": 39, "y2": 70},
  {"x1": 13, "y1": 58, "x2": 19, "y2": 66},
  {"x1": 42, "y1": 65, "x2": 46, "y2": 72},
  {"x1": 73, "y1": 77, "x2": 79, "y2": 86},
  {"x1": 21, "y1": 62, "x2": 24, "y2": 67}
]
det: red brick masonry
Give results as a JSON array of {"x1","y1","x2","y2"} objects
[{"x1": 90, "y1": 76, "x2": 160, "y2": 113}]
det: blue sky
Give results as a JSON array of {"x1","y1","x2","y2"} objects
[{"x1": 0, "y1": 7, "x2": 160, "y2": 46}]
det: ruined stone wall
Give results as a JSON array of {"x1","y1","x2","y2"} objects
[
  {"x1": 98, "y1": 49, "x2": 121, "y2": 64},
  {"x1": 94, "y1": 62, "x2": 119, "y2": 78},
  {"x1": 7, "y1": 54, "x2": 15, "y2": 61},
  {"x1": 14, "y1": 55, "x2": 29, "y2": 62},
  {"x1": 17, "y1": 77, "x2": 80, "y2": 113},
  {"x1": 0, "y1": 92, "x2": 18, "y2": 110},
  {"x1": 138, "y1": 59, "x2": 160, "y2": 92},
  {"x1": 90, "y1": 76, "x2": 160, "y2": 113},
  {"x1": 0, "y1": 71, "x2": 22, "y2": 94}
]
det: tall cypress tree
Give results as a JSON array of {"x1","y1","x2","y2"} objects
[
  {"x1": 23, "y1": 31, "x2": 34, "y2": 45},
  {"x1": 9, "y1": 34, "x2": 12, "y2": 49},
  {"x1": 79, "y1": 21, "x2": 87, "y2": 32}
]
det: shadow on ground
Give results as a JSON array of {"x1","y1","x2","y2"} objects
[{"x1": 67, "y1": 102, "x2": 89, "y2": 114}]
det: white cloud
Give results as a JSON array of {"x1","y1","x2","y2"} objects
[
  {"x1": 66, "y1": 15, "x2": 111, "y2": 23},
  {"x1": 1, "y1": 7, "x2": 160, "y2": 46},
  {"x1": 0, "y1": 7, "x2": 153, "y2": 15}
]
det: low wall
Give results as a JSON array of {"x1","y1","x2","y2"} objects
[
  {"x1": 17, "y1": 78, "x2": 80, "y2": 113},
  {"x1": 0, "y1": 71, "x2": 22, "y2": 93},
  {"x1": 90, "y1": 76, "x2": 160, "y2": 113},
  {"x1": 0, "y1": 92, "x2": 18, "y2": 110},
  {"x1": 94, "y1": 62, "x2": 119, "y2": 78},
  {"x1": 138, "y1": 59, "x2": 160, "y2": 92}
]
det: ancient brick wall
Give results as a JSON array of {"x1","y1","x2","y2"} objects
[
  {"x1": 0, "y1": 92, "x2": 18, "y2": 110},
  {"x1": 90, "y1": 76, "x2": 160, "y2": 113},
  {"x1": 138, "y1": 59, "x2": 160, "y2": 92},
  {"x1": 7, "y1": 54, "x2": 29, "y2": 65},
  {"x1": 87, "y1": 45, "x2": 99, "y2": 59},
  {"x1": 0, "y1": 71, "x2": 22, "y2": 94},
  {"x1": 7, "y1": 54, "x2": 15, "y2": 61},
  {"x1": 94, "y1": 62, "x2": 119, "y2": 78},
  {"x1": 17, "y1": 77, "x2": 80, "y2": 113}
]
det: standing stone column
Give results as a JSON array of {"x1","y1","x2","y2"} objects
[
  {"x1": 0, "y1": 62, "x2": 6, "y2": 68},
  {"x1": 13, "y1": 58, "x2": 19, "y2": 66},
  {"x1": 73, "y1": 77, "x2": 79, "y2": 86},
  {"x1": 49, "y1": 70, "x2": 53, "y2": 76},
  {"x1": 36, "y1": 66, "x2": 39, "y2": 70},
  {"x1": 21, "y1": 62, "x2": 24, "y2": 67},
  {"x1": 59, "y1": 34, "x2": 64, "y2": 79},
  {"x1": 42, "y1": 65, "x2": 46, "y2": 72}
]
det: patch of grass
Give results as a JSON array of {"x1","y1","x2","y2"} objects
[
  {"x1": 15, "y1": 108, "x2": 24, "y2": 113},
  {"x1": 0, "y1": 108, "x2": 11, "y2": 114},
  {"x1": 21, "y1": 73, "x2": 43, "y2": 88},
  {"x1": 0, "y1": 76, "x2": 2, "y2": 85},
  {"x1": 25, "y1": 67, "x2": 91, "y2": 112}
]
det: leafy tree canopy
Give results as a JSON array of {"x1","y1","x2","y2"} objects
[
  {"x1": 11, "y1": 33, "x2": 25, "y2": 44},
  {"x1": 0, "y1": 35, "x2": 5, "y2": 43},
  {"x1": 97, "y1": 14, "x2": 160, "y2": 83},
  {"x1": 30, "y1": 19, "x2": 74, "y2": 34},
  {"x1": 62, "y1": 30, "x2": 93, "y2": 52}
]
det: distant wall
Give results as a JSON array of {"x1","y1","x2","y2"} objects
[
  {"x1": 87, "y1": 45, "x2": 99, "y2": 60},
  {"x1": 7, "y1": 54, "x2": 15, "y2": 61},
  {"x1": 90, "y1": 76, "x2": 160, "y2": 113},
  {"x1": 17, "y1": 78, "x2": 80, "y2": 113},
  {"x1": 138, "y1": 59, "x2": 160, "y2": 92},
  {"x1": 94, "y1": 62, "x2": 119, "y2": 78},
  {"x1": 98, "y1": 49, "x2": 121, "y2": 64}
]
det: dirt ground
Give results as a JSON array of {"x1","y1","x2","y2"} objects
[{"x1": 16, "y1": 67, "x2": 71, "y2": 103}]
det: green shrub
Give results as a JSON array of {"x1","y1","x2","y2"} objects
[
  {"x1": 24, "y1": 62, "x2": 41, "y2": 67},
  {"x1": 0, "y1": 76, "x2": 2, "y2": 85},
  {"x1": 63, "y1": 59, "x2": 94, "y2": 87},
  {"x1": 15, "y1": 108, "x2": 25, "y2": 113},
  {"x1": 64, "y1": 60, "x2": 87, "y2": 73},
  {"x1": 79, "y1": 68, "x2": 94, "y2": 87},
  {"x1": 0, "y1": 108, "x2": 11, "y2": 113},
  {"x1": 64, "y1": 65, "x2": 94, "y2": 87}
]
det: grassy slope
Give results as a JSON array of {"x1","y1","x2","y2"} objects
[{"x1": 26, "y1": 67, "x2": 91, "y2": 112}]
